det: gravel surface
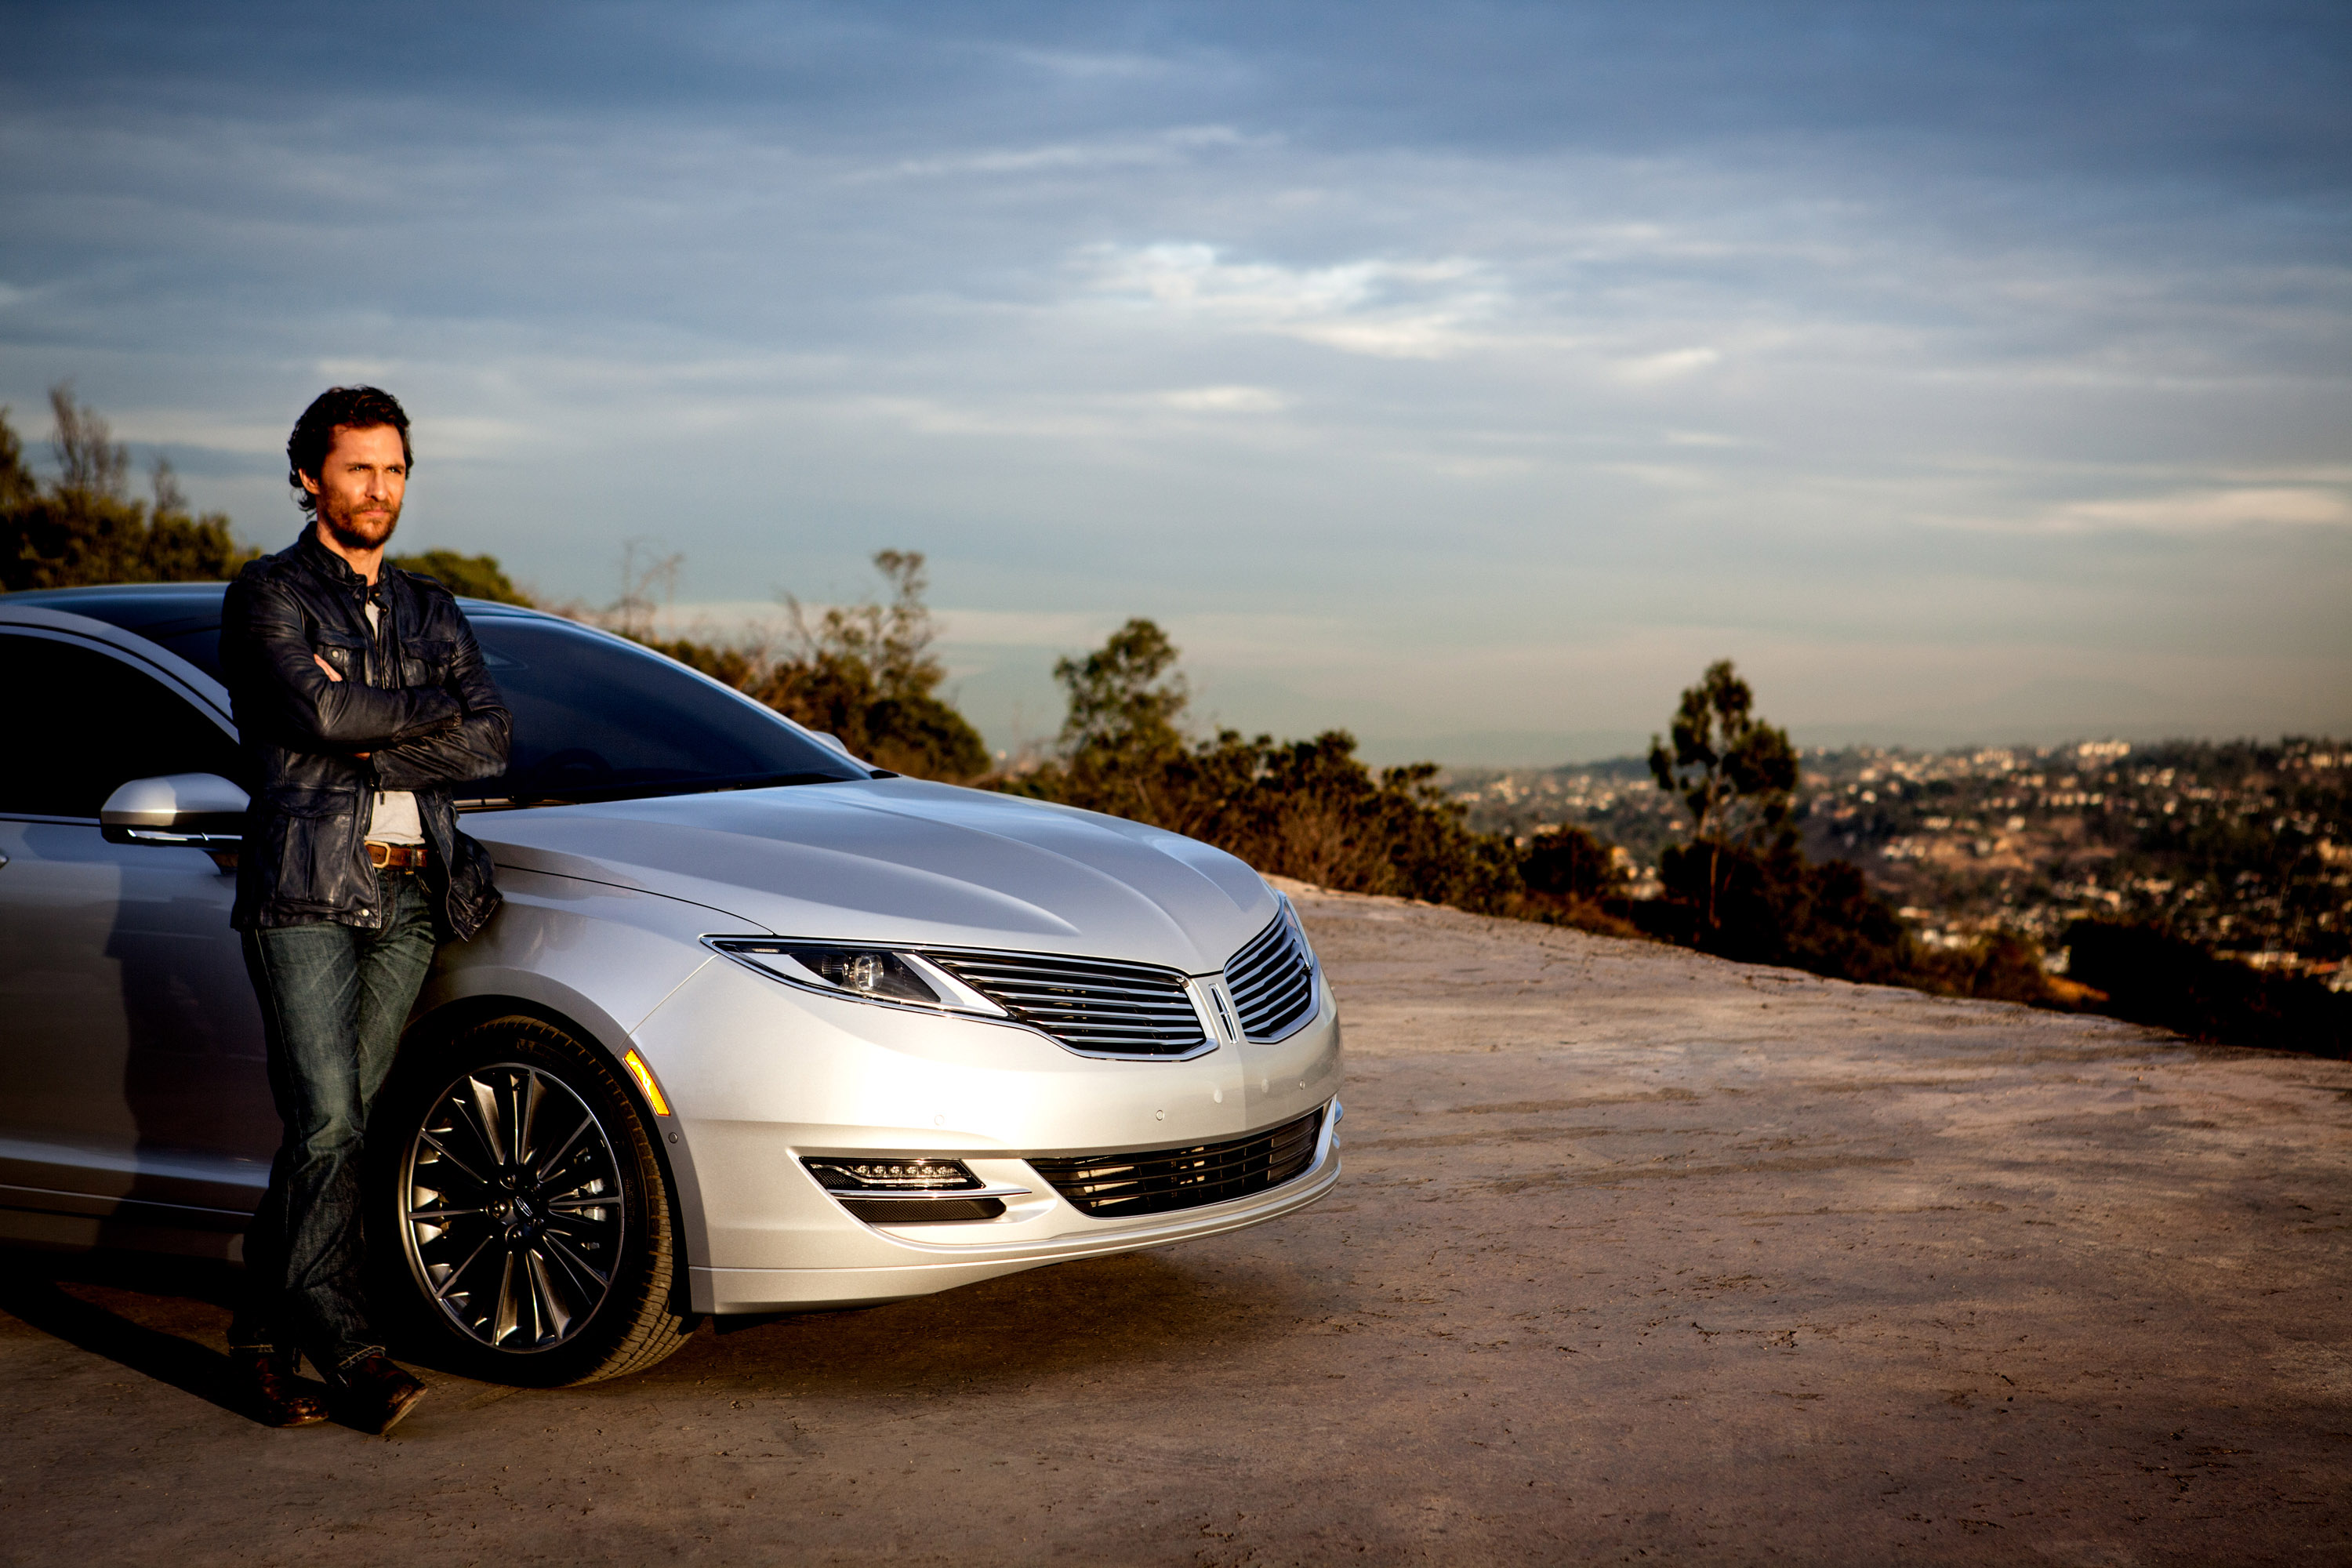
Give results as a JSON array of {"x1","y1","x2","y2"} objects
[{"x1": 3, "y1": 884, "x2": 2348, "y2": 1565}]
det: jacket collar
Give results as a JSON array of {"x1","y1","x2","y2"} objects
[{"x1": 292, "y1": 527, "x2": 387, "y2": 604}]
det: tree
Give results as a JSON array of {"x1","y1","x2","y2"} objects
[
  {"x1": 1, "y1": 408, "x2": 39, "y2": 511},
  {"x1": 2, "y1": 387, "x2": 257, "y2": 592},
  {"x1": 389, "y1": 550, "x2": 533, "y2": 604},
  {"x1": 1648, "y1": 659, "x2": 1798, "y2": 932},
  {"x1": 604, "y1": 548, "x2": 988, "y2": 782},
  {"x1": 1032, "y1": 618, "x2": 1193, "y2": 822},
  {"x1": 49, "y1": 383, "x2": 129, "y2": 500},
  {"x1": 1632, "y1": 658, "x2": 1941, "y2": 983},
  {"x1": 1648, "y1": 659, "x2": 1798, "y2": 839},
  {"x1": 1054, "y1": 617, "x2": 1189, "y2": 762},
  {"x1": 789, "y1": 550, "x2": 943, "y2": 702},
  {"x1": 757, "y1": 550, "x2": 989, "y2": 780}
]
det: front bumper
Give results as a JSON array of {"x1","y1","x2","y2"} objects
[
  {"x1": 689, "y1": 1103, "x2": 1342, "y2": 1313},
  {"x1": 626, "y1": 946, "x2": 1345, "y2": 1315}
]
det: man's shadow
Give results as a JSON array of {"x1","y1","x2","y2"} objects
[
  {"x1": 0, "y1": 1250, "x2": 345, "y2": 1426},
  {"x1": 0, "y1": 1251, "x2": 244, "y2": 1409}
]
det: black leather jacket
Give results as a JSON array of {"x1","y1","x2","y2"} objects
[{"x1": 222, "y1": 532, "x2": 513, "y2": 938}]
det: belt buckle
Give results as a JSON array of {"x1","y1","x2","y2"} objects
[{"x1": 366, "y1": 841, "x2": 390, "y2": 869}]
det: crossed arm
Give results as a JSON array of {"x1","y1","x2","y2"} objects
[
  {"x1": 368, "y1": 623, "x2": 512, "y2": 791},
  {"x1": 224, "y1": 578, "x2": 514, "y2": 789}
]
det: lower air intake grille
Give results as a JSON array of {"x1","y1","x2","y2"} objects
[
  {"x1": 1222, "y1": 912, "x2": 1317, "y2": 1041},
  {"x1": 841, "y1": 1196, "x2": 1005, "y2": 1224},
  {"x1": 1029, "y1": 1109, "x2": 1324, "y2": 1219},
  {"x1": 924, "y1": 949, "x2": 1207, "y2": 1057}
]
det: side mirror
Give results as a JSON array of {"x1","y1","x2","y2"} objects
[{"x1": 100, "y1": 773, "x2": 249, "y2": 848}]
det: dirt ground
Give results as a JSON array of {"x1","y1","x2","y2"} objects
[{"x1": 3, "y1": 885, "x2": 2348, "y2": 1566}]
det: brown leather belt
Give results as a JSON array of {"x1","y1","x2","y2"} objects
[{"x1": 366, "y1": 841, "x2": 429, "y2": 871}]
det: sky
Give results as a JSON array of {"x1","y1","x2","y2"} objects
[{"x1": 3, "y1": 1, "x2": 2348, "y2": 764}]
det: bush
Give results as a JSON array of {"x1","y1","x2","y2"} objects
[
  {"x1": 1522, "y1": 826, "x2": 1621, "y2": 901},
  {"x1": 1925, "y1": 931, "x2": 2061, "y2": 1007},
  {"x1": 2063, "y1": 920, "x2": 2352, "y2": 1058},
  {"x1": 1639, "y1": 836, "x2": 1919, "y2": 984},
  {"x1": 1004, "y1": 620, "x2": 1637, "y2": 933},
  {"x1": 1010, "y1": 725, "x2": 1524, "y2": 908}
]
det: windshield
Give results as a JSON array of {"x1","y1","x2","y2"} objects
[
  {"x1": 463, "y1": 618, "x2": 869, "y2": 802},
  {"x1": 147, "y1": 613, "x2": 871, "y2": 803}
]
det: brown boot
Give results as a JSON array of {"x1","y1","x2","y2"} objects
[
  {"x1": 230, "y1": 1351, "x2": 328, "y2": 1428},
  {"x1": 328, "y1": 1354, "x2": 426, "y2": 1436}
]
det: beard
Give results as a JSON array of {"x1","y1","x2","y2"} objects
[{"x1": 318, "y1": 492, "x2": 401, "y2": 552}]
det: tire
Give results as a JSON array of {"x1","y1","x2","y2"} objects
[{"x1": 373, "y1": 1015, "x2": 695, "y2": 1385}]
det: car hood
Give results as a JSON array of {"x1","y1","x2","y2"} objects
[{"x1": 467, "y1": 778, "x2": 1281, "y2": 974}]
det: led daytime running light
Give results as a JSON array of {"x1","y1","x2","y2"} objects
[{"x1": 804, "y1": 1156, "x2": 982, "y2": 1192}]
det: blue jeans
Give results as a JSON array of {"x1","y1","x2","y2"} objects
[{"x1": 230, "y1": 869, "x2": 437, "y2": 1372}]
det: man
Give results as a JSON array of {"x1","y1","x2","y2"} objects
[{"x1": 220, "y1": 387, "x2": 512, "y2": 1433}]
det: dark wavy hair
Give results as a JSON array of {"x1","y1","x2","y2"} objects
[{"x1": 287, "y1": 385, "x2": 412, "y2": 514}]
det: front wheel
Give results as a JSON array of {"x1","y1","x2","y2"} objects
[{"x1": 375, "y1": 1016, "x2": 695, "y2": 1385}]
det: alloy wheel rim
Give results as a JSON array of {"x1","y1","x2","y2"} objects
[{"x1": 399, "y1": 1062, "x2": 626, "y2": 1353}]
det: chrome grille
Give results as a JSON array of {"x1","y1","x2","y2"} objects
[
  {"x1": 1029, "y1": 1109, "x2": 1325, "y2": 1219},
  {"x1": 924, "y1": 949, "x2": 1207, "y2": 1058},
  {"x1": 1223, "y1": 912, "x2": 1317, "y2": 1041}
]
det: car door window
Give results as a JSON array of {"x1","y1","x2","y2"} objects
[
  {"x1": 0, "y1": 629, "x2": 268, "y2": 1211},
  {"x1": 0, "y1": 632, "x2": 242, "y2": 818}
]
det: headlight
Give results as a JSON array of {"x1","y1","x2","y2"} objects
[{"x1": 705, "y1": 938, "x2": 1007, "y2": 1015}]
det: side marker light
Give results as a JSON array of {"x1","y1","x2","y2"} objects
[{"x1": 622, "y1": 1049, "x2": 672, "y2": 1116}]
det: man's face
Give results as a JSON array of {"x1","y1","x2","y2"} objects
[{"x1": 302, "y1": 423, "x2": 407, "y2": 553}]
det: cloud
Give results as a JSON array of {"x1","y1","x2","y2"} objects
[
  {"x1": 1611, "y1": 347, "x2": 1722, "y2": 384},
  {"x1": 1002, "y1": 46, "x2": 1184, "y2": 83},
  {"x1": 1080, "y1": 241, "x2": 1500, "y2": 358},
  {"x1": 415, "y1": 415, "x2": 539, "y2": 462},
  {"x1": 865, "y1": 125, "x2": 1250, "y2": 181},
  {"x1": 1157, "y1": 385, "x2": 1287, "y2": 413},
  {"x1": 100, "y1": 409, "x2": 286, "y2": 455},
  {"x1": 655, "y1": 601, "x2": 1121, "y2": 650},
  {"x1": 2050, "y1": 486, "x2": 2352, "y2": 533}
]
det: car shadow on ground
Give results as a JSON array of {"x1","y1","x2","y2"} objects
[
  {"x1": 622, "y1": 1248, "x2": 1334, "y2": 1399},
  {"x1": 2, "y1": 1243, "x2": 1333, "y2": 1411}
]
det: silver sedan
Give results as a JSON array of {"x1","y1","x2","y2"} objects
[{"x1": 0, "y1": 586, "x2": 1342, "y2": 1385}]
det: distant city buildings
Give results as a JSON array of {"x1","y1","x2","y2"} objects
[{"x1": 1446, "y1": 736, "x2": 2352, "y2": 982}]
